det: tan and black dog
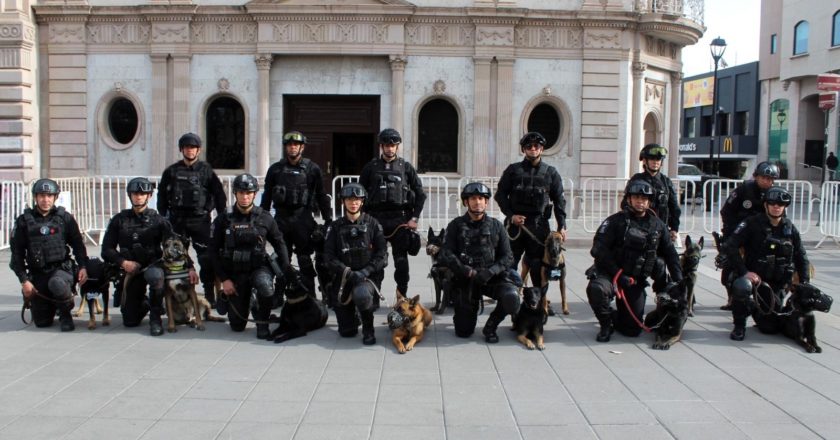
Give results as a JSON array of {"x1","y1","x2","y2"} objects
[
  {"x1": 77, "y1": 257, "x2": 113, "y2": 330},
  {"x1": 389, "y1": 291, "x2": 433, "y2": 354},
  {"x1": 162, "y1": 234, "x2": 224, "y2": 332},
  {"x1": 680, "y1": 235, "x2": 703, "y2": 317},
  {"x1": 514, "y1": 286, "x2": 547, "y2": 350},
  {"x1": 521, "y1": 231, "x2": 568, "y2": 315},
  {"x1": 644, "y1": 279, "x2": 689, "y2": 350}
]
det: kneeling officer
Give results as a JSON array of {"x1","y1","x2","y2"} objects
[
  {"x1": 323, "y1": 183, "x2": 388, "y2": 345},
  {"x1": 439, "y1": 182, "x2": 520, "y2": 343},
  {"x1": 10, "y1": 179, "x2": 89, "y2": 331},
  {"x1": 586, "y1": 180, "x2": 682, "y2": 342}
]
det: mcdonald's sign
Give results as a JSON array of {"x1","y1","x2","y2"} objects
[{"x1": 723, "y1": 137, "x2": 733, "y2": 153}]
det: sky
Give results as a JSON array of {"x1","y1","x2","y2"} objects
[{"x1": 681, "y1": 0, "x2": 761, "y2": 77}]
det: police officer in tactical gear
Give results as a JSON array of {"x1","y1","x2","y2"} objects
[
  {"x1": 439, "y1": 182, "x2": 521, "y2": 343},
  {"x1": 208, "y1": 173, "x2": 298, "y2": 339},
  {"x1": 717, "y1": 160, "x2": 779, "y2": 309},
  {"x1": 323, "y1": 183, "x2": 388, "y2": 345},
  {"x1": 158, "y1": 132, "x2": 227, "y2": 306},
  {"x1": 495, "y1": 131, "x2": 567, "y2": 315},
  {"x1": 102, "y1": 177, "x2": 181, "y2": 336},
  {"x1": 586, "y1": 180, "x2": 682, "y2": 342},
  {"x1": 721, "y1": 187, "x2": 810, "y2": 341},
  {"x1": 627, "y1": 143, "x2": 681, "y2": 242},
  {"x1": 261, "y1": 131, "x2": 332, "y2": 297},
  {"x1": 359, "y1": 128, "x2": 426, "y2": 301},
  {"x1": 10, "y1": 179, "x2": 89, "y2": 331}
]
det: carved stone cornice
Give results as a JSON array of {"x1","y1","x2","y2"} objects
[
  {"x1": 88, "y1": 23, "x2": 150, "y2": 45},
  {"x1": 583, "y1": 29, "x2": 621, "y2": 49},
  {"x1": 269, "y1": 22, "x2": 392, "y2": 44},
  {"x1": 152, "y1": 22, "x2": 190, "y2": 44},
  {"x1": 405, "y1": 23, "x2": 473, "y2": 47},
  {"x1": 48, "y1": 23, "x2": 87, "y2": 44},
  {"x1": 192, "y1": 22, "x2": 256, "y2": 44},
  {"x1": 475, "y1": 25, "x2": 514, "y2": 47},
  {"x1": 515, "y1": 26, "x2": 582, "y2": 49},
  {"x1": 0, "y1": 24, "x2": 36, "y2": 46},
  {"x1": 252, "y1": 14, "x2": 410, "y2": 23}
]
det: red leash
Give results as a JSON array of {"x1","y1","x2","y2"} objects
[{"x1": 612, "y1": 269, "x2": 653, "y2": 333}]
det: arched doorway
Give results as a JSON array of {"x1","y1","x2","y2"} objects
[
  {"x1": 417, "y1": 98, "x2": 458, "y2": 173},
  {"x1": 205, "y1": 96, "x2": 246, "y2": 170}
]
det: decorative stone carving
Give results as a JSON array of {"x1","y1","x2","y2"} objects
[
  {"x1": 152, "y1": 23, "x2": 189, "y2": 44},
  {"x1": 254, "y1": 53, "x2": 273, "y2": 70},
  {"x1": 389, "y1": 55, "x2": 406, "y2": 70},
  {"x1": 88, "y1": 23, "x2": 151, "y2": 44},
  {"x1": 783, "y1": 80, "x2": 790, "y2": 91},
  {"x1": 632, "y1": 61, "x2": 647, "y2": 77},
  {"x1": 218, "y1": 78, "x2": 230, "y2": 91},
  {"x1": 583, "y1": 29, "x2": 621, "y2": 49},
  {"x1": 515, "y1": 27, "x2": 583, "y2": 49},
  {"x1": 269, "y1": 22, "x2": 391, "y2": 44},
  {"x1": 476, "y1": 26, "x2": 514, "y2": 46},
  {"x1": 49, "y1": 24, "x2": 86, "y2": 44},
  {"x1": 433, "y1": 79, "x2": 446, "y2": 94},
  {"x1": 644, "y1": 36, "x2": 678, "y2": 59},
  {"x1": 114, "y1": 82, "x2": 123, "y2": 92},
  {"x1": 191, "y1": 22, "x2": 257, "y2": 44},
  {"x1": 645, "y1": 81, "x2": 664, "y2": 105},
  {"x1": 542, "y1": 85, "x2": 552, "y2": 96},
  {"x1": 405, "y1": 24, "x2": 474, "y2": 47}
]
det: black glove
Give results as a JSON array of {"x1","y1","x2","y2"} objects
[
  {"x1": 474, "y1": 269, "x2": 494, "y2": 286},
  {"x1": 347, "y1": 270, "x2": 366, "y2": 285},
  {"x1": 462, "y1": 265, "x2": 475, "y2": 279},
  {"x1": 618, "y1": 275, "x2": 636, "y2": 289}
]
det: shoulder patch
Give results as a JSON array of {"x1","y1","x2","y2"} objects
[
  {"x1": 725, "y1": 189, "x2": 738, "y2": 204},
  {"x1": 742, "y1": 200, "x2": 752, "y2": 209},
  {"x1": 733, "y1": 220, "x2": 747, "y2": 235},
  {"x1": 597, "y1": 219, "x2": 610, "y2": 234}
]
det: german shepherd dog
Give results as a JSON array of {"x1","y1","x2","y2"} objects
[
  {"x1": 426, "y1": 228, "x2": 454, "y2": 314},
  {"x1": 389, "y1": 291, "x2": 433, "y2": 354},
  {"x1": 162, "y1": 234, "x2": 224, "y2": 332},
  {"x1": 681, "y1": 235, "x2": 704, "y2": 317},
  {"x1": 643, "y1": 279, "x2": 689, "y2": 350},
  {"x1": 521, "y1": 231, "x2": 568, "y2": 315},
  {"x1": 784, "y1": 283, "x2": 832, "y2": 353},
  {"x1": 77, "y1": 257, "x2": 113, "y2": 330},
  {"x1": 270, "y1": 281, "x2": 329, "y2": 343},
  {"x1": 514, "y1": 287, "x2": 547, "y2": 350}
]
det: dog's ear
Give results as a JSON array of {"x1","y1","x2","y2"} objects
[
  {"x1": 410, "y1": 295, "x2": 421, "y2": 305},
  {"x1": 427, "y1": 227, "x2": 434, "y2": 240},
  {"x1": 685, "y1": 235, "x2": 692, "y2": 248},
  {"x1": 396, "y1": 290, "x2": 406, "y2": 301},
  {"x1": 438, "y1": 228, "x2": 445, "y2": 239},
  {"x1": 698, "y1": 236, "x2": 704, "y2": 249}
]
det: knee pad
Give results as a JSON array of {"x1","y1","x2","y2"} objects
[
  {"x1": 144, "y1": 267, "x2": 165, "y2": 290},
  {"x1": 731, "y1": 276, "x2": 753, "y2": 302},
  {"x1": 352, "y1": 283, "x2": 374, "y2": 311},
  {"x1": 47, "y1": 277, "x2": 72, "y2": 300},
  {"x1": 586, "y1": 279, "x2": 612, "y2": 306},
  {"x1": 500, "y1": 290, "x2": 521, "y2": 315},
  {"x1": 252, "y1": 272, "x2": 275, "y2": 299}
]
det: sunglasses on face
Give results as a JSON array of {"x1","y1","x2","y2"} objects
[{"x1": 524, "y1": 144, "x2": 543, "y2": 150}]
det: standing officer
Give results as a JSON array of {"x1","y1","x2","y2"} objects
[
  {"x1": 10, "y1": 179, "x2": 89, "y2": 331},
  {"x1": 721, "y1": 187, "x2": 810, "y2": 341},
  {"x1": 586, "y1": 180, "x2": 683, "y2": 342},
  {"x1": 717, "y1": 161, "x2": 779, "y2": 309},
  {"x1": 359, "y1": 128, "x2": 426, "y2": 300},
  {"x1": 158, "y1": 132, "x2": 226, "y2": 306},
  {"x1": 495, "y1": 131, "x2": 567, "y2": 315},
  {"x1": 208, "y1": 173, "x2": 299, "y2": 339},
  {"x1": 628, "y1": 143, "x2": 680, "y2": 242},
  {"x1": 323, "y1": 183, "x2": 388, "y2": 345},
  {"x1": 261, "y1": 131, "x2": 332, "y2": 296},
  {"x1": 102, "y1": 177, "x2": 183, "y2": 336},
  {"x1": 439, "y1": 182, "x2": 520, "y2": 343}
]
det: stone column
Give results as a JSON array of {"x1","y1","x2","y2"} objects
[
  {"x1": 495, "y1": 57, "x2": 515, "y2": 174},
  {"x1": 472, "y1": 57, "x2": 492, "y2": 176},
  {"x1": 150, "y1": 54, "x2": 168, "y2": 173},
  {"x1": 389, "y1": 55, "x2": 406, "y2": 139},
  {"x1": 171, "y1": 54, "x2": 191, "y2": 166},
  {"x1": 255, "y1": 53, "x2": 273, "y2": 174},
  {"x1": 668, "y1": 71, "x2": 682, "y2": 175},
  {"x1": 784, "y1": 80, "x2": 801, "y2": 180},
  {"x1": 630, "y1": 62, "x2": 646, "y2": 176}
]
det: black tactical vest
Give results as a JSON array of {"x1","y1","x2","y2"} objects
[
  {"x1": 222, "y1": 207, "x2": 267, "y2": 272},
  {"x1": 758, "y1": 220, "x2": 795, "y2": 283},
  {"x1": 510, "y1": 163, "x2": 549, "y2": 214},
  {"x1": 271, "y1": 159, "x2": 311, "y2": 209},
  {"x1": 621, "y1": 216, "x2": 660, "y2": 279},
  {"x1": 457, "y1": 219, "x2": 497, "y2": 269},
  {"x1": 23, "y1": 207, "x2": 68, "y2": 270},
  {"x1": 117, "y1": 209, "x2": 164, "y2": 266},
  {"x1": 169, "y1": 166, "x2": 208, "y2": 211},
  {"x1": 649, "y1": 175, "x2": 670, "y2": 223},
  {"x1": 337, "y1": 216, "x2": 373, "y2": 270},
  {"x1": 367, "y1": 158, "x2": 411, "y2": 208}
]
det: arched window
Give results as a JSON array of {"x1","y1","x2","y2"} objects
[
  {"x1": 417, "y1": 98, "x2": 458, "y2": 173},
  {"x1": 527, "y1": 103, "x2": 562, "y2": 148},
  {"x1": 833, "y1": 11, "x2": 840, "y2": 47},
  {"x1": 794, "y1": 20, "x2": 809, "y2": 55},
  {"x1": 205, "y1": 96, "x2": 245, "y2": 170},
  {"x1": 107, "y1": 97, "x2": 139, "y2": 145}
]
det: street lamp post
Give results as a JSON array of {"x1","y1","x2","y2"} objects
[
  {"x1": 708, "y1": 36, "x2": 727, "y2": 175},
  {"x1": 776, "y1": 109, "x2": 786, "y2": 178}
]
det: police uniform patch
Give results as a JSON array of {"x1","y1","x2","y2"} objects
[
  {"x1": 40, "y1": 226, "x2": 50, "y2": 235},
  {"x1": 742, "y1": 200, "x2": 752, "y2": 209},
  {"x1": 726, "y1": 190, "x2": 737, "y2": 203},
  {"x1": 734, "y1": 221, "x2": 747, "y2": 234},
  {"x1": 597, "y1": 219, "x2": 609, "y2": 234}
]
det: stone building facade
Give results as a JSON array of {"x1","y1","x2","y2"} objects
[{"x1": 0, "y1": 0, "x2": 702, "y2": 184}]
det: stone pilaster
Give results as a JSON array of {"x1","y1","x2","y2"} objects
[
  {"x1": 171, "y1": 54, "x2": 191, "y2": 166},
  {"x1": 629, "y1": 61, "x2": 646, "y2": 176},
  {"x1": 472, "y1": 56, "x2": 492, "y2": 177},
  {"x1": 494, "y1": 57, "x2": 514, "y2": 175},
  {"x1": 388, "y1": 55, "x2": 406, "y2": 142},
  {"x1": 579, "y1": 59, "x2": 622, "y2": 178},
  {"x1": 668, "y1": 71, "x2": 682, "y2": 175},
  {"x1": 255, "y1": 53, "x2": 272, "y2": 174},
  {"x1": 150, "y1": 54, "x2": 168, "y2": 173}
]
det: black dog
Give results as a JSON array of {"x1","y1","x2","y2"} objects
[
  {"x1": 513, "y1": 287, "x2": 547, "y2": 350},
  {"x1": 78, "y1": 257, "x2": 114, "y2": 330},
  {"x1": 312, "y1": 223, "x2": 335, "y2": 308},
  {"x1": 644, "y1": 280, "x2": 688, "y2": 350},
  {"x1": 784, "y1": 283, "x2": 833, "y2": 353},
  {"x1": 270, "y1": 281, "x2": 329, "y2": 343},
  {"x1": 426, "y1": 227, "x2": 454, "y2": 314},
  {"x1": 681, "y1": 235, "x2": 703, "y2": 316}
]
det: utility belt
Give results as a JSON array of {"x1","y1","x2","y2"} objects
[{"x1": 30, "y1": 259, "x2": 76, "y2": 276}]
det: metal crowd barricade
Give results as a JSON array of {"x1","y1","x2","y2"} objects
[
  {"x1": 701, "y1": 179, "x2": 814, "y2": 234},
  {"x1": 455, "y1": 176, "x2": 576, "y2": 225},
  {"x1": 581, "y1": 178, "x2": 627, "y2": 232},
  {"x1": 817, "y1": 181, "x2": 840, "y2": 248},
  {"x1": 0, "y1": 180, "x2": 28, "y2": 250}
]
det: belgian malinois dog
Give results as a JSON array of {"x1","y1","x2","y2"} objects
[{"x1": 162, "y1": 234, "x2": 224, "y2": 332}]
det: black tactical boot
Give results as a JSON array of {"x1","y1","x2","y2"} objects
[
  {"x1": 361, "y1": 310, "x2": 376, "y2": 345},
  {"x1": 149, "y1": 290, "x2": 164, "y2": 336},
  {"x1": 730, "y1": 325, "x2": 746, "y2": 341},
  {"x1": 59, "y1": 308, "x2": 75, "y2": 332},
  {"x1": 596, "y1": 316, "x2": 613, "y2": 342},
  {"x1": 482, "y1": 313, "x2": 503, "y2": 343},
  {"x1": 547, "y1": 303, "x2": 557, "y2": 317},
  {"x1": 256, "y1": 297, "x2": 273, "y2": 340}
]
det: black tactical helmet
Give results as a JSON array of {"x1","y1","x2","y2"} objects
[
  {"x1": 126, "y1": 177, "x2": 154, "y2": 195},
  {"x1": 178, "y1": 132, "x2": 202, "y2": 149},
  {"x1": 460, "y1": 182, "x2": 492, "y2": 200},
  {"x1": 282, "y1": 131, "x2": 307, "y2": 145},
  {"x1": 519, "y1": 132, "x2": 547, "y2": 150},
  {"x1": 625, "y1": 180, "x2": 655, "y2": 198},
  {"x1": 764, "y1": 186, "x2": 792, "y2": 206},
  {"x1": 232, "y1": 173, "x2": 259, "y2": 192},
  {"x1": 639, "y1": 143, "x2": 667, "y2": 160},
  {"x1": 378, "y1": 128, "x2": 402, "y2": 145},
  {"x1": 32, "y1": 178, "x2": 60, "y2": 196},
  {"x1": 339, "y1": 183, "x2": 366, "y2": 200},
  {"x1": 753, "y1": 161, "x2": 780, "y2": 179}
]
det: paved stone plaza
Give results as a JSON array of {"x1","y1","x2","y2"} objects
[{"x1": 1, "y1": 221, "x2": 840, "y2": 440}]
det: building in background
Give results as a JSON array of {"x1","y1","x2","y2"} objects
[
  {"x1": 758, "y1": 0, "x2": 840, "y2": 181},
  {"x1": 679, "y1": 62, "x2": 761, "y2": 179},
  {"x1": 0, "y1": 0, "x2": 703, "y2": 184}
]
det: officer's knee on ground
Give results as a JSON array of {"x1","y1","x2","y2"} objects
[
  {"x1": 731, "y1": 276, "x2": 753, "y2": 302},
  {"x1": 47, "y1": 277, "x2": 72, "y2": 300},
  {"x1": 252, "y1": 270, "x2": 275, "y2": 298},
  {"x1": 586, "y1": 278, "x2": 612, "y2": 309},
  {"x1": 498, "y1": 286, "x2": 520, "y2": 315},
  {"x1": 144, "y1": 267, "x2": 165, "y2": 291},
  {"x1": 351, "y1": 283, "x2": 374, "y2": 312}
]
